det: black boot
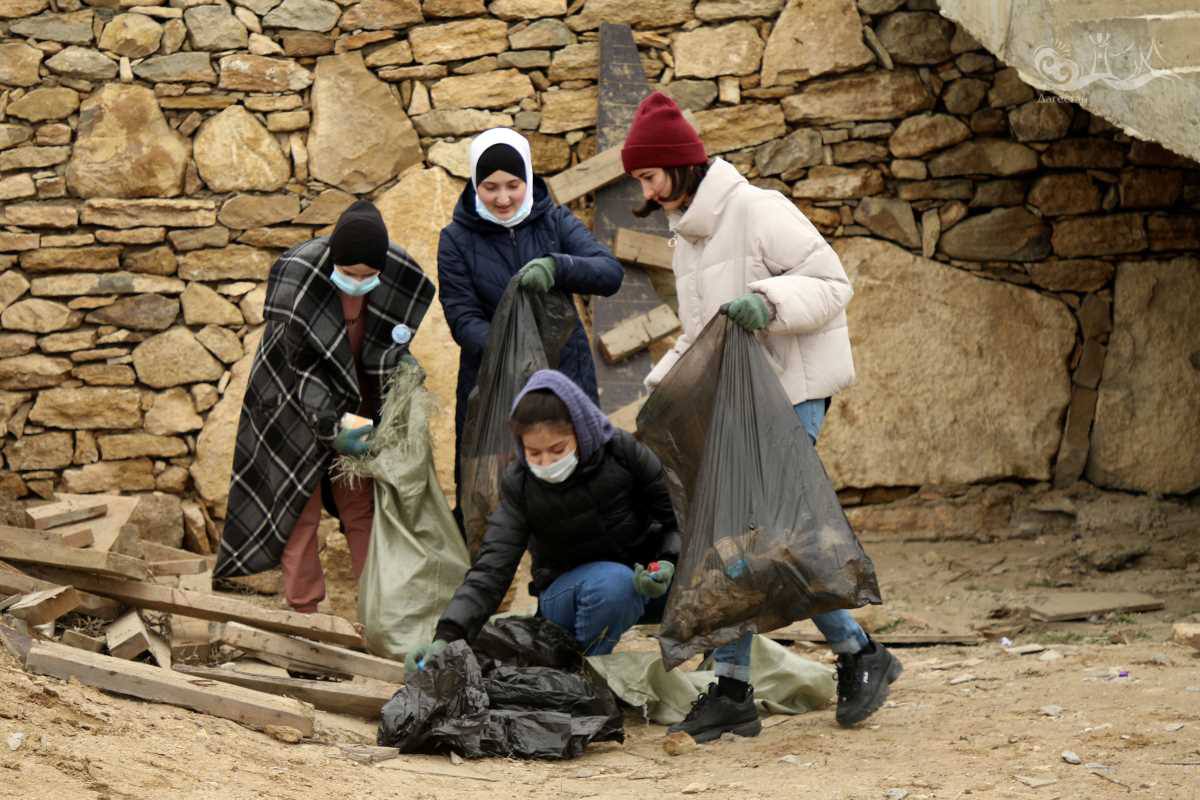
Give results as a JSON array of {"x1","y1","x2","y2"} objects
[
  {"x1": 667, "y1": 682, "x2": 762, "y2": 743},
  {"x1": 835, "y1": 637, "x2": 903, "y2": 727}
]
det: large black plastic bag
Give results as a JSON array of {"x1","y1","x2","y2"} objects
[
  {"x1": 637, "y1": 314, "x2": 881, "y2": 669},
  {"x1": 472, "y1": 614, "x2": 582, "y2": 669},
  {"x1": 459, "y1": 277, "x2": 577, "y2": 555}
]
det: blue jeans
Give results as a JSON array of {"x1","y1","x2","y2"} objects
[
  {"x1": 713, "y1": 398, "x2": 870, "y2": 681},
  {"x1": 539, "y1": 561, "x2": 659, "y2": 655}
]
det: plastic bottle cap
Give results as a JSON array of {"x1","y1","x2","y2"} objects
[
  {"x1": 392, "y1": 323, "x2": 412, "y2": 345},
  {"x1": 649, "y1": 562, "x2": 660, "y2": 573}
]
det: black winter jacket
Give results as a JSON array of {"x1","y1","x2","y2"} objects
[{"x1": 436, "y1": 430, "x2": 681, "y2": 642}]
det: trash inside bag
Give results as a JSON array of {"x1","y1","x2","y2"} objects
[
  {"x1": 459, "y1": 278, "x2": 578, "y2": 555},
  {"x1": 378, "y1": 618, "x2": 624, "y2": 759},
  {"x1": 336, "y1": 361, "x2": 471, "y2": 660},
  {"x1": 636, "y1": 315, "x2": 881, "y2": 669}
]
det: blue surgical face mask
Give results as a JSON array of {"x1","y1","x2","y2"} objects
[
  {"x1": 528, "y1": 450, "x2": 578, "y2": 484},
  {"x1": 331, "y1": 267, "x2": 380, "y2": 296}
]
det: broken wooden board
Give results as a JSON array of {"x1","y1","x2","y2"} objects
[
  {"x1": 0, "y1": 523, "x2": 93, "y2": 550},
  {"x1": 547, "y1": 145, "x2": 624, "y2": 206},
  {"x1": 598, "y1": 303, "x2": 680, "y2": 364},
  {"x1": 6, "y1": 586, "x2": 81, "y2": 627},
  {"x1": 612, "y1": 228, "x2": 673, "y2": 272},
  {"x1": 0, "y1": 559, "x2": 121, "y2": 620},
  {"x1": 26, "y1": 641, "x2": 315, "y2": 735},
  {"x1": 338, "y1": 744, "x2": 402, "y2": 765},
  {"x1": 0, "y1": 618, "x2": 32, "y2": 662},
  {"x1": 24, "y1": 498, "x2": 107, "y2": 530},
  {"x1": 53, "y1": 493, "x2": 140, "y2": 555},
  {"x1": 33, "y1": 568, "x2": 364, "y2": 649},
  {"x1": 106, "y1": 609, "x2": 153, "y2": 660},
  {"x1": 61, "y1": 629, "x2": 105, "y2": 653},
  {"x1": 149, "y1": 558, "x2": 210, "y2": 577},
  {"x1": 1026, "y1": 592, "x2": 1165, "y2": 622},
  {"x1": 0, "y1": 528, "x2": 149, "y2": 581},
  {"x1": 168, "y1": 571, "x2": 216, "y2": 660},
  {"x1": 140, "y1": 541, "x2": 215, "y2": 566},
  {"x1": 175, "y1": 665, "x2": 396, "y2": 720},
  {"x1": 221, "y1": 621, "x2": 404, "y2": 683}
]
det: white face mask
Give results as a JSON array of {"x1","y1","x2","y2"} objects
[{"x1": 528, "y1": 450, "x2": 578, "y2": 484}]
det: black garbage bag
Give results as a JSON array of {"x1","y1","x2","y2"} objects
[
  {"x1": 459, "y1": 278, "x2": 578, "y2": 556},
  {"x1": 378, "y1": 619, "x2": 624, "y2": 759},
  {"x1": 636, "y1": 314, "x2": 882, "y2": 669},
  {"x1": 472, "y1": 614, "x2": 582, "y2": 669}
]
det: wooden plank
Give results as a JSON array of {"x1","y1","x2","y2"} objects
[
  {"x1": 7, "y1": 586, "x2": 81, "y2": 627},
  {"x1": 61, "y1": 629, "x2": 105, "y2": 653},
  {"x1": 0, "y1": 618, "x2": 32, "y2": 662},
  {"x1": 338, "y1": 744, "x2": 401, "y2": 765},
  {"x1": 764, "y1": 626, "x2": 983, "y2": 647},
  {"x1": 53, "y1": 493, "x2": 140, "y2": 554},
  {"x1": 106, "y1": 610, "x2": 152, "y2": 660},
  {"x1": 546, "y1": 146, "x2": 624, "y2": 206},
  {"x1": 33, "y1": 568, "x2": 365, "y2": 650},
  {"x1": 221, "y1": 622, "x2": 404, "y2": 683},
  {"x1": 0, "y1": 560, "x2": 121, "y2": 619},
  {"x1": 150, "y1": 558, "x2": 210, "y2": 577},
  {"x1": 25, "y1": 499, "x2": 107, "y2": 530},
  {"x1": 175, "y1": 665, "x2": 396, "y2": 720},
  {"x1": 0, "y1": 523, "x2": 93, "y2": 550},
  {"x1": 612, "y1": 228, "x2": 674, "y2": 272},
  {"x1": 140, "y1": 541, "x2": 205, "y2": 563},
  {"x1": 26, "y1": 641, "x2": 315, "y2": 735},
  {"x1": 169, "y1": 571, "x2": 216, "y2": 660},
  {"x1": 598, "y1": 303, "x2": 680, "y2": 364},
  {"x1": 0, "y1": 528, "x2": 149, "y2": 581},
  {"x1": 1026, "y1": 592, "x2": 1165, "y2": 622}
]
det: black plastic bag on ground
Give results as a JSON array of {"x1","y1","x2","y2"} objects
[
  {"x1": 472, "y1": 614, "x2": 582, "y2": 669},
  {"x1": 459, "y1": 278, "x2": 578, "y2": 556},
  {"x1": 636, "y1": 315, "x2": 882, "y2": 669}
]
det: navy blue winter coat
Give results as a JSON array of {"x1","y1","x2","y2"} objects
[{"x1": 437, "y1": 177, "x2": 623, "y2": 464}]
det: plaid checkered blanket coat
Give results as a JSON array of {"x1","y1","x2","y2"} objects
[{"x1": 214, "y1": 237, "x2": 435, "y2": 578}]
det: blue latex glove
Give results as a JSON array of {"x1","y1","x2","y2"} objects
[
  {"x1": 404, "y1": 639, "x2": 448, "y2": 675},
  {"x1": 724, "y1": 292, "x2": 772, "y2": 331},
  {"x1": 518, "y1": 257, "x2": 556, "y2": 292},
  {"x1": 333, "y1": 422, "x2": 373, "y2": 456},
  {"x1": 632, "y1": 561, "x2": 675, "y2": 599}
]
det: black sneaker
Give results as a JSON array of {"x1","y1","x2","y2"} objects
[
  {"x1": 667, "y1": 683, "x2": 762, "y2": 743},
  {"x1": 835, "y1": 638, "x2": 903, "y2": 727}
]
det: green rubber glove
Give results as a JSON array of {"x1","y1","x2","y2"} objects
[
  {"x1": 725, "y1": 292, "x2": 772, "y2": 332},
  {"x1": 633, "y1": 561, "x2": 675, "y2": 599},
  {"x1": 518, "y1": 257, "x2": 556, "y2": 293},
  {"x1": 404, "y1": 639, "x2": 448, "y2": 675},
  {"x1": 332, "y1": 422, "x2": 373, "y2": 456}
]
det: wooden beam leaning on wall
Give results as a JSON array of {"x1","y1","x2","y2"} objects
[
  {"x1": 612, "y1": 228, "x2": 674, "y2": 272},
  {"x1": 26, "y1": 641, "x2": 315, "y2": 736}
]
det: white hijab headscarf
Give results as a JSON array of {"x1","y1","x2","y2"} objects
[{"x1": 469, "y1": 128, "x2": 535, "y2": 229}]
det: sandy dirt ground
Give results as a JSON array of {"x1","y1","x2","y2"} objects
[{"x1": 2, "y1": 506, "x2": 1198, "y2": 800}]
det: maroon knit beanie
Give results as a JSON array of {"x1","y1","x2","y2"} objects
[{"x1": 621, "y1": 91, "x2": 707, "y2": 173}]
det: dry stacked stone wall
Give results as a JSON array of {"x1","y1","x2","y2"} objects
[{"x1": 1, "y1": 0, "x2": 1198, "y2": 547}]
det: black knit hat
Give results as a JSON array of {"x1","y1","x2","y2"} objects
[
  {"x1": 474, "y1": 143, "x2": 527, "y2": 187},
  {"x1": 330, "y1": 200, "x2": 388, "y2": 271}
]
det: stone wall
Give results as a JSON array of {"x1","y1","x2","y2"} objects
[{"x1": 1, "y1": 0, "x2": 1198, "y2": 547}]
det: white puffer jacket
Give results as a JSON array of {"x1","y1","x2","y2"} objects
[{"x1": 645, "y1": 158, "x2": 856, "y2": 403}]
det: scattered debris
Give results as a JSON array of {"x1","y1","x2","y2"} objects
[
  {"x1": 1164, "y1": 723, "x2": 1185, "y2": 733},
  {"x1": 1014, "y1": 774, "x2": 1058, "y2": 788},
  {"x1": 1090, "y1": 770, "x2": 1132, "y2": 791},
  {"x1": 1077, "y1": 542, "x2": 1150, "y2": 572},
  {"x1": 1062, "y1": 751, "x2": 1082, "y2": 764},
  {"x1": 574, "y1": 767, "x2": 597, "y2": 779},
  {"x1": 1026, "y1": 592, "x2": 1164, "y2": 622},
  {"x1": 265, "y1": 725, "x2": 303, "y2": 744},
  {"x1": 1040, "y1": 705, "x2": 1064, "y2": 717},
  {"x1": 337, "y1": 744, "x2": 400, "y2": 765},
  {"x1": 884, "y1": 789, "x2": 910, "y2": 800},
  {"x1": 663, "y1": 731, "x2": 697, "y2": 756},
  {"x1": 1038, "y1": 650, "x2": 1063, "y2": 662},
  {"x1": 6, "y1": 732, "x2": 25, "y2": 752},
  {"x1": 682, "y1": 783, "x2": 708, "y2": 795},
  {"x1": 949, "y1": 674, "x2": 976, "y2": 686},
  {"x1": 450, "y1": 751, "x2": 465, "y2": 766},
  {"x1": 1172, "y1": 623, "x2": 1200, "y2": 651},
  {"x1": 779, "y1": 755, "x2": 813, "y2": 767},
  {"x1": 1007, "y1": 644, "x2": 1046, "y2": 656}
]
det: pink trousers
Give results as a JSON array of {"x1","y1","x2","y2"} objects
[{"x1": 280, "y1": 476, "x2": 374, "y2": 613}]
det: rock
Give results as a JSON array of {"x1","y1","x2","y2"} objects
[
  {"x1": 123, "y1": 492, "x2": 186, "y2": 548},
  {"x1": 1149, "y1": 216, "x2": 1200, "y2": 252},
  {"x1": 943, "y1": 77, "x2": 988, "y2": 115},
  {"x1": 1009, "y1": 101, "x2": 1072, "y2": 142},
  {"x1": 430, "y1": 69, "x2": 534, "y2": 110},
  {"x1": 194, "y1": 106, "x2": 290, "y2": 193},
  {"x1": 0, "y1": 175, "x2": 34, "y2": 204},
  {"x1": 1039, "y1": 705, "x2": 1063, "y2": 717},
  {"x1": 85, "y1": 294, "x2": 179, "y2": 332},
  {"x1": 662, "y1": 730, "x2": 698, "y2": 756},
  {"x1": 568, "y1": 0, "x2": 693, "y2": 31},
  {"x1": 67, "y1": 84, "x2": 189, "y2": 200},
  {"x1": 20, "y1": 246, "x2": 122, "y2": 273},
  {"x1": 266, "y1": 110, "x2": 309, "y2": 132},
  {"x1": 426, "y1": 139, "x2": 470, "y2": 178},
  {"x1": 854, "y1": 197, "x2": 920, "y2": 248},
  {"x1": 308, "y1": 52, "x2": 420, "y2": 194},
  {"x1": 545, "y1": 42, "x2": 598, "y2": 82},
  {"x1": 10, "y1": 11, "x2": 94, "y2": 44},
  {"x1": 5, "y1": 432, "x2": 74, "y2": 470},
  {"x1": 696, "y1": 0, "x2": 783, "y2": 20},
  {"x1": 62, "y1": 459, "x2": 157, "y2": 493},
  {"x1": 96, "y1": 433, "x2": 187, "y2": 461},
  {"x1": 249, "y1": 32, "x2": 285, "y2": 55},
  {"x1": 1028, "y1": 174, "x2": 1101, "y2": 217},
  {"x1": 0, "y1": 145, "x2": 71, "y2": 171},
  {"x1": 889, "y1": 114, "x2": 970, "y2": 158},
  {"x1": 192, "y1": 329, "x2": 262, "y2": 514},
  {"x1": 681, "y1": 784, "x2": 707, "y2": 795},
  {"x1": 1052, "y1": 214, "x2": 1146, "y2": 257},
  {"x1": 0, "y1": 354, "x2": 71, "y2": 390},
  {"x1": 217, "y1": 54, "x2": 313, "y2": 92},
  {"x1": 782, "y1": 69, "x2": 933, "y2": 124},
  {"x1": 929, "y1": 140, "x2": 1039, "y2": 177},
  {"x1": 38, "y1": 328, "x2": 95, "y2": 353},
  {"x1": 263, "y1": 0, "x2": 340, "y2": 31},
  {"x1": 218, "y1": 194, "x2": 300, "y2": 230},
  {"x1": 238, "y1": 227, "x2": 310, "y2": 249},
  {"x1": 1120, "y1": 169, "x2": 1184, "y2": 210},
  {"x1": 45, "y1": 47, "x2": 118, "y2": 80},
  {"x1": 28, "y1": 387, "x2": 142, "y2": 429},
  {"x1": 921, "y1": 207, "x2": 940, "y2": 257},
  {"x1": 1173, "y1": 623, "x2": 1200, "y2": 651},
  {"x1": 939, "y1": 207, "x2": 1051, "y2": 262},
  {"x1": 754, "y1": 128, "x2": 823, "y2": 176},
  {"x1": 988, "y1": 67, "x2": 1035, "y2": 108},
  {"x1": 30, "y1": 273, "x2": 186, "y2": 298},
  {"x1": 178, "y1": 246, "x2": 272, "y2": 282},
  {"x1": 1, "y1": 299, "x2": 81, "y2": 333},
  {"x1": 160, "y1": 19, "x2": 187, "y2": 55},
  {"x1": 133, "y1": 327, "x2": 225, "y2": 388},
  {"x1": 145, "y1": 387, "x2": 204, "y2": 435},
  {"x1": 874, "y1": 11, "x2": 954, "y2": 65},
  {"x1": 183, "y1": 6, "x2": 248, "y2": 52},
  {"x1": 0, "y1": 123, "x2": 35, "y2": 150},
  {"x1": 539, "y1": 87, "x2": 596, "y2": 134},
  {"x1": 693, "y1": 103, "x2": 786, "y2": 155},
  {"x1": 508, "y1": 18, "x2": 573, "y2": 49},
  {"x1": 412, "y1": 108, "x2": 513, "y2": 137},
  {"x1": 2, "y1": 202, "x2": 78, "y2": 229},
  {"x1": 132, "y1": 53, "x2": 216, "y2": 84},
  {"x1": 339, "y1": 0, "x2": 422, "y2": 30},
  {"x1": 181, "y1": 283, "x2": 244, "y2": 326},
  {"x1": 240, "y1": 286, "x2": 266, "y2": 324},
  {"x1": 169, "y1": 227, "x2": 230, "y2": 252},
  {"x1": 673, "y1": 21, "x2": 763, "y2": 79},
  {"x1": 1087, "y1": 258, "x2": 1200, "y2": 494},
  {"x1": 0, "y1": 42, "x2": 43, "y2": 87},
  {"x1": 99, "y1": 13, "x2": 163, "y2": 58},
  {"x1": 1062, "y1": 751, "x2": 1082, "y2": 765},
  {"x1": 293, "y1": 189, "x2": 354, "y2": 225},
  {"x1": 663, "y1": 80, "x2": 718, "y2": 112},
  {"x1": 265, "y1": 724, "x2": 303, "y2": 744},
  {"x1": 792, "y1": 166, "x2": 884, "y2": 200},
  {"x1": 761, "y1": 0, "x2": 872, "y2": 86},
  {"x1": 196, "y1": 325, "x2": 243, "y2": 364},
  {"x1": 970, "y1": 179, "x2": 1025, "y2": 208},
  {"x1": 1027, "y1": 260, "x2": 1113, "y2": 293},
  {"x1": 123, "y1": 246, "x2": 178, "y2": 276},
  {"x1": 7, "y1": 88, "x2": 79, "y2": 122},
  {"x1": 410, "y1": 18, "x2": 508, "y2": 63},
  {"x1": 82, "y1": 199, "x2": 217, "y2": 230},
  {"x1": 822, "y1": 238, "x2": 1074, "y2": 486},
  {"x1": 0, "y1": 273, "x2": 29, "y2": 315},
  {"x1": 884, "y1": 791, "x2": 909, "y2": 800},
  {"x1": 489, "y1": 0, "x2": 563, "y2": 18}
]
